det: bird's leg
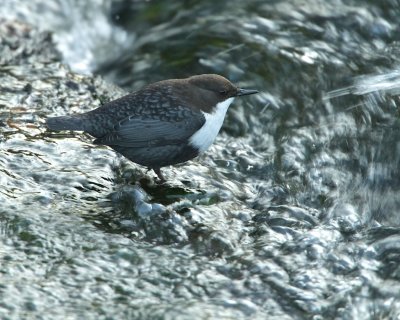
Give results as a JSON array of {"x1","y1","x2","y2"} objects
[{"x1": 153, "y1": 168, "x2": 166, "y2": 183}]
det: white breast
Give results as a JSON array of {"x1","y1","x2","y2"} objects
[{"x1": 189, "y1": 97, "x2": 234, "y2": 152}]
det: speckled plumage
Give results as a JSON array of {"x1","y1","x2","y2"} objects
[{"x1": 46, "y1": 74, "x2": 258, "y2": 181}]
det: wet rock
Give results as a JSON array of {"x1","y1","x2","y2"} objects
[{"x1": 2, "y1": 0, "x2": 400, "y2": 318}]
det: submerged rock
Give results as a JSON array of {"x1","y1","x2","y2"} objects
[{"x1": 0, "y1": 19, "x2": 254, "y2": 248}]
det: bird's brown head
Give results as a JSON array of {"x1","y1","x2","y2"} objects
[{"x1": 183, "y1": 74, "x2": 258, "y2": 113}]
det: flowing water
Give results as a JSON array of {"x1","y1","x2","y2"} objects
[{"x1": 1, "y1": 0, "x2": 400, "y2": 319}]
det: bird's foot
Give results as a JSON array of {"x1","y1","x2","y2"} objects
[{"x1": 153, "y1": 168, "x2": 166, "y2": 184}]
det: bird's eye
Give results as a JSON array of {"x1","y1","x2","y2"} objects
[{"x1": 219, "y1": 90, "x2": 228, "y2": 95}]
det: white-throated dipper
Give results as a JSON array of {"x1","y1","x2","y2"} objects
[{"x1": 46, "y1": 74, "x2": 258, "y2": 181}]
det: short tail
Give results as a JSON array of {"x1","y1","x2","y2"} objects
[{"x1": 46, "y1": 115, "x2": 85, "y2": 131}]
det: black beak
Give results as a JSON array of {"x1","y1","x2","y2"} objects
[{"x1": 237, "y1": 88, "x2": 259, "y2": 96}]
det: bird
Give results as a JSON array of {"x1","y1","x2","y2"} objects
[{"x1": 46, "y1": 74, "x2": 258, "y2": 182}]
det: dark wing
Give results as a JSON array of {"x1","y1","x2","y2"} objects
[{"x1": 93, "y1": 107, "x2": 205, "y2": 148}]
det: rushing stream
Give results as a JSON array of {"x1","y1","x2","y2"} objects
[{"x1": 1, "y1": 0, "x2": 400, "y2": 319}]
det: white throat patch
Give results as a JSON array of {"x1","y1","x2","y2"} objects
[{"x1": 189, "y1": 97, "x2": 234, "y2": 152}]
